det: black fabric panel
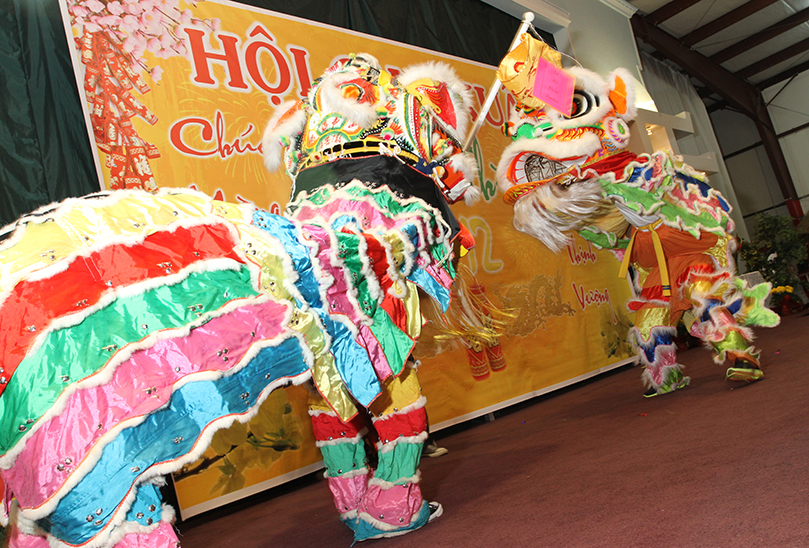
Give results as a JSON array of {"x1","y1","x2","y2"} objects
[
  {"x1": 294, "y1": 155, "x2": 461, "y2": 237},
  {"x1": 0, "y1": 0, "x2": 47, "y2": 228},
  {"x1": 0, "y1": 0, "x2": 97, "y2": 228},
  {"x1": 242, "y1": 0, "x2": 554, "y2": 67}
]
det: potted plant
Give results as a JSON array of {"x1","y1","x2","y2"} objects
[{"x1": 739, "y1": 213, "x2": 808, "y2": 315}]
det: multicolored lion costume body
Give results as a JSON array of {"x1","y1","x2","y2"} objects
[
  {"x1": 496, "y1": 62, "x2": 779, "y2": 397},
  {"x1": 0, "y1": 54, "x2": 477, "y2": 547}
]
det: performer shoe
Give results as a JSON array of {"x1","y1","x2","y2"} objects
[
  {"x1": 643, "y1": 369, "x2": 690, "y2": 398},
  {"x1": 427, "y1": 501, "x2": 443, "y2": 523},
  {"x1": 726, "y1": 362, "x2": 764, "y2": 382},
  {"x1": 422, "y1": 443, "x2": 448, "y2": 458}
]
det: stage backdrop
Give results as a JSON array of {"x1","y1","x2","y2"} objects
[{"x1": 58, "y1": 0, "x2": 635, "y2": 519}]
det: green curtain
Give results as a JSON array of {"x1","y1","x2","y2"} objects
[
  {"x1": 0, "y1": 0, "x2": 98, "y2": 228},
  {"x1": 0, "y1": 0, "x2": 552, "y2": 228},
  {"x1": 244, "y1": 0, "x2": 551, "y2": 67}
]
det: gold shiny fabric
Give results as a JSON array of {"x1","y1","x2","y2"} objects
[
  {"x1": 496, "y1": 33, "x2": 562, "y2": 110},
  {"x1": 369, "y1": 365, "x2": 423, "y2": 417},
  {"x1": 634, "y1": 306, "x2": 672, "y2": 341}
]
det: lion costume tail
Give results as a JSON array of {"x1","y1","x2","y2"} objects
[{"x1": 0, "y1": 185, "x2": 457, "y2": 548}]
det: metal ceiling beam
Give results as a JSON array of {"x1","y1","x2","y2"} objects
[
  {"x1": 633, "y1": 13, "x2": 759, "y2": 118},
  {"x1": 706, "y1": 99, "x2": 729, "y2": 113},
  {"x1": 710, "y1": 7, "x2": 809, "y2": 64},
  {"x1": 682, "y1": 0, "x2": 779, "y2": 47},
  {"x1": 756, "y1": 58, "x2": 809, "y2": 90},
  {"x1": 726, "y1": 119, "x2": 809, "y2": 162},
  {"x1": 756, "y1": 118, "x2": 801, "y2": 208},
  {"x1": 648, "y1": 0, "x2": 703, "y2": 25},
  {"x1": 736, "y1": 36, "x2": 809, "y2": 79},
  {"x1": 631, "y1": 12, "x2": 799, "y2": 208}
]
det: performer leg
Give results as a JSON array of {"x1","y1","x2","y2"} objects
[
  {"x1": 353, "y1": 364, "x2": 440, "y2": 542},
  {"x1": 682, "y1": 270, "x2": 764, "y2": 382},
  {"x1": 631, "y1": 305, "x2": 690, "y2": 397},
  {"x1": 308, "y1": 391, "x2": 370, "y2": 532}
]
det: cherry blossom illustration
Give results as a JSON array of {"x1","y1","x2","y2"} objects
[{"x1": 66, "y1": 0, "x2": 221, "y2": 190}]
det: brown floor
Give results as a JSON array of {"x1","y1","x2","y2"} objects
[{"x1": 176, "y1": 311, "x2": 809, "y2": 548}]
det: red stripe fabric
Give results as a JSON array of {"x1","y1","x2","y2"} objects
[
  {"x1": 0, "y1": 222, "x2": 242, "y2": 396},
  {"x1": 311, "y1": 411, "x2": 366, "y2": 442},
  {"x1": 373, "y1": 406, "x2": 427, "y2": 444}
]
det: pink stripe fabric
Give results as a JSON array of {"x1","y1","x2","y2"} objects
[
  {"x1": 114, "y1": 521, "x2": 179, "y2": 548},
  {"x1": 303, "y1": 226, "x2": 365, "y2": 324},
  {"x1": 357, "y1": 325, "x2": 394, "y2": 382},
  {"x1": 359, "y1": 482, "x2": 423, "y2": 528},
  {"x1": 293, "y1": 198, "x2": 426, "y2": 234},
  {"x1": 6, "y1": 520, "x2": 178, "y2": 548},
  {"x1": 647, "y1": 345, "x2": 677, "y2": 386},
  {"x1": 4, "y1": 299, "x2": 290, "y2": 511},
  {"x1": 327, "y1": 472, "x2": 369, "y2": 514},
  {"x1": 303, "y1": 226, "x2": 394, "y2": 381}
]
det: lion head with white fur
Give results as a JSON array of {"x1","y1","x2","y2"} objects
[{"x1": 495, "y1": 67, "x2": 637, "y2": 251}]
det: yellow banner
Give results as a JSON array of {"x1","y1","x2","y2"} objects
[{"x1": 62, "y1": 0, "x2": 634, "y2": 518}]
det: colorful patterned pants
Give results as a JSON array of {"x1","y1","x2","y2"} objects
[
  {"x1": 308, "y1": 365, "x2": 430, "y2": 540},
  {"x1": 627, "y1": 226, "x2": 762, "y2": 393}
]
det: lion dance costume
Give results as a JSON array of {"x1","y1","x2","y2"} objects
[
  {"x1": 495, "y1": 40, "x2": 779, "y2": 397},
  {"x1": 0, "y1": 54, "x2": 478, "y2": 547}
]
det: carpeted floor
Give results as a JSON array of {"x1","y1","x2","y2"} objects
[{"x1": 176, "y1": 310, "x2": 809, "y2": 548}]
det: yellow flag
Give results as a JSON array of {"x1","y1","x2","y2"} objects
[{"x1": 496, "y1": 33, "x2": 562, "y2": 109}]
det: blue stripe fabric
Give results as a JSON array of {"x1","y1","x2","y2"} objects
[
  {"x1": 407, "y1": 267, "x2": 451, "y2": 312},
  {"x1": 637, "y1": 329, "x2": 674, "y2": 363},
  {"x1": 252, "y1": 211, "x2": 322, "y2": 307},
  {"x1": 251, "y1": 210, "x2": 381, "y2": 407},
  {"x1": 36, "y1": 336, "x2": 308, "y2": 545}
]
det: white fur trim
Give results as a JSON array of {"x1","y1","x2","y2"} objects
[
  {"x1": 371, "y1": 396, "x2": 427, "y2": 422},
  {"x1": 316, "y1": 72, "x2": 380, "y2": 129},
  {"x1": 315, "y1": 431, "x2": 367, "y2": 448},
  {"x1": 356, "y1": 504, "x2": 424, "y2": 533},
  {"x1": 376, "y1": 432, "x2": 429, "y2": 453},
  {"x1": 629, "y1": 325, "x2": 677, "y2": 347},
  {"x1": 447, "y1": 151, "x2": 477, "y2": 177},
  {"x1": 367, "y1": 471, "x2": 421, "y2": 490},
  {"x1": 308, "y1": 408, "x2": 337, "y2": 418},
  {"x1": 262, "y1": 101, "x2": 306, "y2": 173},
  {"x1": 463, "y1": 186, "x2": 482, "y2": 206},
  {"x1": 328, "y1": 467, "x2": 369, "y2": 480},
  {"x1": 510, "y1": 177, "x2": 606, "y2": 253}
]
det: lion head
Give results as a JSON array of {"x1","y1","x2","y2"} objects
[{"x1": 495, "y1": 67, "x2": 638, "y2": 251}]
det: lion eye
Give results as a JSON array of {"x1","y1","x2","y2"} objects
[{"x1": 566, "y1": 90, "x2": 598, "y2": 119}]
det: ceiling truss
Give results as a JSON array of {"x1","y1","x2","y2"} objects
[{"x1": 631, "y1": 10, "x2": 800, "y2": 210}]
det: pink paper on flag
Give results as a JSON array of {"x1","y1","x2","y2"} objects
[{"x1": 531, "y1": 58, "x2": 575, "y2": 115}]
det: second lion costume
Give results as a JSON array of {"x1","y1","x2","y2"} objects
[{"x1": 495, "y1": 37, "x2": 779, "y2": 397}]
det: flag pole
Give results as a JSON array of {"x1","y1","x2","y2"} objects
[{"x1": 463, "y1": 11, "x2": 535, "y2": 152}]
